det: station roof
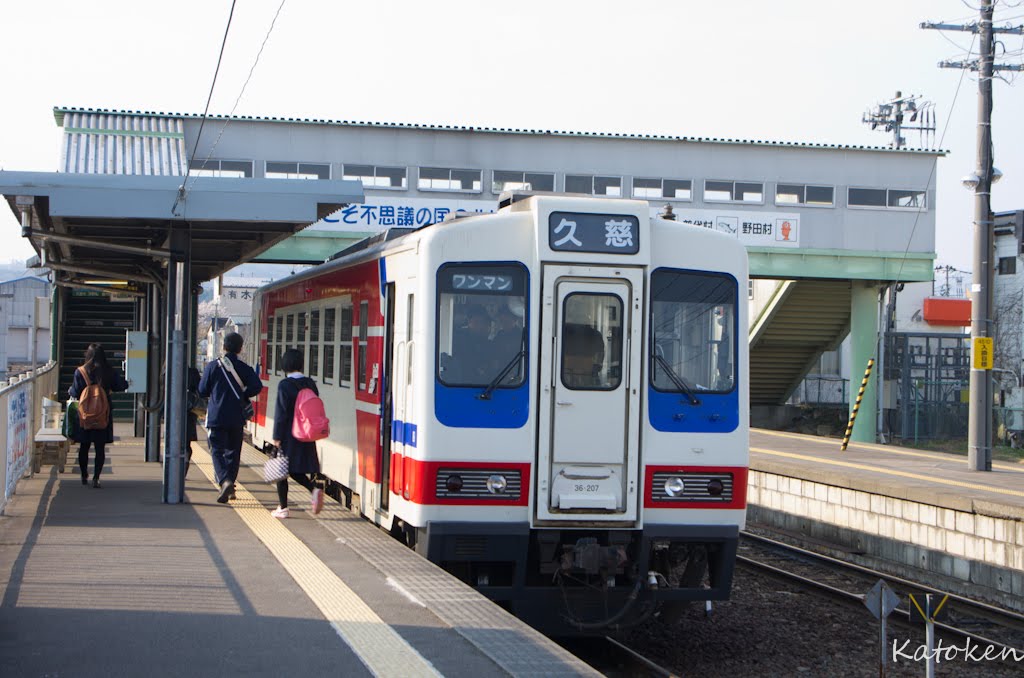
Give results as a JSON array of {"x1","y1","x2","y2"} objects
[
  {"x1": 0, "y1": 170, "x2": 363, "y2": 285},
  {"x1": 54, "y1": 106, "x2": 948, "y2": 156}
]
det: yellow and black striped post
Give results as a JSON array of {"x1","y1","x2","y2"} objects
[{"x1": 841, "y1": 358, "x2": 875, "y2": 451}]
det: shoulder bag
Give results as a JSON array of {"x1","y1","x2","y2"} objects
[{"x1": 218, "y1": 356, "x2": 255, "y2": 421}]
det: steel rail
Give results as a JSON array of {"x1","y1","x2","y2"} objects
[{"x1": 737, "y1": 531, "x2": 1023, "y2": 655}]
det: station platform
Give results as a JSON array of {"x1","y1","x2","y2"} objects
[
  {"x1": 748, "y1": 429, "x2": 1024, "y2": 610},
  {"x1": 0, "y1": 427, "x2": 598, "y2": 678}
]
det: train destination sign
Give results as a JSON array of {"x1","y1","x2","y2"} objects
[{"x1": 548, "y1": 212, "x2": 641, "y2": 254}]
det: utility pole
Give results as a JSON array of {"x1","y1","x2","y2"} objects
[{"x1": 922, "y1": 5, "x2": 1024, "y2": 471}]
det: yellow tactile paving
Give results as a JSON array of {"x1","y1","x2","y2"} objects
[
  {"x1": 751, "y1": 447, "x2": 1024, "y2": 500},
  {"x1": 754, "y1": 428, "x2": 1024, "y2": 473},
  {"x1": 191, "y1": 444, "x2": 440, "y2": 678}
]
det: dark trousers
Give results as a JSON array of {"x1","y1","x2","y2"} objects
[
  {"x1": 78, "y1": 441, "x2": 106, "y2": 480},
  {"x1": 276, "y1": 473, "x2": 316, "y2": 508},
  {"x1": 208, "y1": 427, "x2": 243, "y2": 486}
]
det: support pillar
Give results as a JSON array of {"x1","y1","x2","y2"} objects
[
  {"x1": 163, "y1": 229, "x2": 190, "y2": 503},
  {"x1": 850, "y1": 282, "x2": 880, "y2": 443},
  {"x1": 144, "y1": 283, "x2": 163, "y2": 463}
]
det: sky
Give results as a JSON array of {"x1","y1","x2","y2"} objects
[{"x1": 1, "y1": 0, "x2": 1023, "y2": 276}]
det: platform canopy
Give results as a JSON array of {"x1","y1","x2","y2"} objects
[{"x1": 0, "y1": 171, "x2": 364, "y2": 285}]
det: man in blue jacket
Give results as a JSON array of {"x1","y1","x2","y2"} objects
[{"x1": 198, "y1": 332, "x2": 262, "y2": 503}]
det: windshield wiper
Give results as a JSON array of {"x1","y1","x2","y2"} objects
[
  {"x1": 478, "y1": 349, "x2": 526, "y2": 400},
  {"x1": 654, "y1": 354, "x2": 701, "y2": 406}
]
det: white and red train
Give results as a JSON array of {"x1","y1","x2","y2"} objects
[{"x1": 247, "y1": 193, "x2": 749, "y2": 632}]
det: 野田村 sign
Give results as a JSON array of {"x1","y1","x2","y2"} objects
[
  {"x1": 548, "y1": 212, "x2": 640, "y2": 254},
  {"x1": 652, "y1": 207, "x2": 801, "y2": 247}
]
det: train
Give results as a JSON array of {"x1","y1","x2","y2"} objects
[{"x1": 246, "y1": 192, "x2": 749, "y2": 633}]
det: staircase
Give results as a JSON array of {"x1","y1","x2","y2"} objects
[
  {"x1": 749, "y1": 280, "x2": 852, "y2": 406},
  {"x1": 60, "y1": 290, "x2": 136, "y2": 421}
]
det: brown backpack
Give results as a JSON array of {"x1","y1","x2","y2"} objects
[{"x1": 77, "y1": 366, "x2": 110, "y2": 430}]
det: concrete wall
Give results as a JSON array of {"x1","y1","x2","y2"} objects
[{"x1": 748, "y1": 469, "x2": 1024, "y2": 611}]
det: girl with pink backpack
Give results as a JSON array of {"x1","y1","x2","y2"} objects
[{"x1": 270, "y1": 349, "x2": 326, "y2": 518}]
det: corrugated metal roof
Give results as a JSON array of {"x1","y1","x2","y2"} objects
[
  {"x1": 53, "y1": 106, "x2": 947, "y2": 156},
  {"x1": 60, "y1": 110, "x2": 187, "y2": 175}
]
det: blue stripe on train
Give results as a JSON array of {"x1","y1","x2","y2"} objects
[{"x1": 390, "y1": 418, "x2": 418, "y2": 447}]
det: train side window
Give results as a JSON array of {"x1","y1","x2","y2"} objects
[
  {"x1": 357, "y1": 301, "x2": 369, "y2": 390},
  {"x1": 285, "y1": 314, "x2": 294, "y2": 357},
  {"x1": 266, "y1": 316, "x2": 274, "y2": 377},
  {"x1": 323, "y1": 307, "x2": 336, "y2": 384},
  {"x1": 340, "y1": 305, "x2": 353, "y2": 386},
  {"x1": 650, "y1": 269, "x2": 737, "y2": 394},
  {"x1": 560, "y1": 293, "x2": 623, "y2": 391},
  {"x1": 309, "y1": 309, "x2": 321, "y2": 378},
  {"x1": 407, "y1": 294, "x2": 415, "y2": 387},
  {"x1": 436, "y1": 263, "x2": 528, "y2": 388},
  {"x1": 297, "y1": 311, "x2": 308, "y2": 368},
  {"x1": 274, "y1": 313, "x2": 284, "y2": 374}
]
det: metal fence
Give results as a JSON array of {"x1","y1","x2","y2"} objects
[
  {"x1": 1, "y1": 362, "x2": 59, "y2": 514},
  {"x1": 885, "y1": 332, "x2": 970, "y2": 442}
]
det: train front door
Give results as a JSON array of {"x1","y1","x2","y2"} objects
[{"x1": 536, "y1": 265, "x2": 643, "y2": 523}]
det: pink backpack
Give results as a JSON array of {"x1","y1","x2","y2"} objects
[{"x1": 292, "y1": 387, "x2": 330, "y2": 442}]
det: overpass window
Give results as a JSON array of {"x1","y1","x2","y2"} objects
[
  {"x1": 704, "y1": 180, "x2": 763, "y2": 204},
  {"x1": 266, "y1": 162, "x2": 330, "y2": 180},
  {"x1": 343, "y1": 164, "x2": 407, "y2": 189},
  {"x1": 323, "y1": 307, "x2": 336, "y2": 384},
  {"x1": 188, "y1": 159, "x2": 253, "y2": 178},
  {"x1": 849, "y1": 187, "x2": 926, "y2": 209},
  {"x1": 419, "y1": 167, "x2": 482, "y2": 192},
  {"x1": 651, "y1": 269, "x2": 737, "y2": 394},
  {"x1": 566, "y1": 174, "x2": 622, "y2": 197},
  {"x1": 340, "y1": 304, "x2": 353, "y2": 386},
  {"x1": 633, "y1": 178, "x2": 692, "y2": 201},
  {"x1": 493, "y1": 170, "x2": 555, "y2": 194},
  {"x1": 776, "y1": 183, "x2": 834, "y2": 206}
]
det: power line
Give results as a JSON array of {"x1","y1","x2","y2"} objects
[
  {"x1": 178, "y1": 0, "x2": 238, "y2": 204},
  {"x1": 185, "y1": 0, "x2": 288, "y2": 200}
]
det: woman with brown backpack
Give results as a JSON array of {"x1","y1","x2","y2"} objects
[{"x1": 69, "y1": 343, "x2": 129, "y2": 488}]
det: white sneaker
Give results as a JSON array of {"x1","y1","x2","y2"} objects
[
  {"x1": 311, "y1": 488, "x2": 324, "y2": 515},
  {"x1": 271, "y1": 506, "x2": 289, "y2": 519}
]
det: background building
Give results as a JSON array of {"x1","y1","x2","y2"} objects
[{"x1": 0, "y1": 275, "x2": 51, "y2": 381}]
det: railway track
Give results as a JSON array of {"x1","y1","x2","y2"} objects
[
  {"x1": 558, "y1": 636, "x2": 677, "y2": 677},
  {"x1": 737, "y1": 531, "x2": 1024, "y2": 655}
]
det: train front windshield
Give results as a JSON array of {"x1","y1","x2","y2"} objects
[
  {"x1": 650, "y1": 269, "x2": 737, "y2": 394},
  {"x1": 436, "y1": 263, "x2": 528, "y2": 388}
]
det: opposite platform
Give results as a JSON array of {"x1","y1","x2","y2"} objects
[
  {"x1": 748, "y1": 428, "x2": 1024, "y2": 609},
  {"x1": 0, "y1": 430, "x2": 598, "y2": 677}
]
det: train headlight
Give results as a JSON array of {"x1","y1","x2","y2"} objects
[
  {"x1": 707, "y1": 479, "x2": 725, "y2": 496},
  {"x1": 663, "y1": 476, "x2": 685, "y2": 497},
  {"x1": 446, "y1": 474, "x2": 464, "y2": 492},
  {"x1": 486, "y1": 474, "x2": 508, "y2": 494}
]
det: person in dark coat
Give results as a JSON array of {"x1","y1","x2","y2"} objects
[
  {"x1": 68, "y1": 343, "x2": 129, "y2": 488},
  {"x1": 198, "y1": 332, "x2": 262, "y2": 503},
  {"x1": 270, "y1": 348, "x2": 322, "y2": 519}
]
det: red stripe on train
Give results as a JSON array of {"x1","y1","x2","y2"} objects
[
  {"x1": 643, "y1": 465, "x2": 748, "y2": 509},
  {"x1": 397, "y1": 457, "x2": 531, "y2": 506}
]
